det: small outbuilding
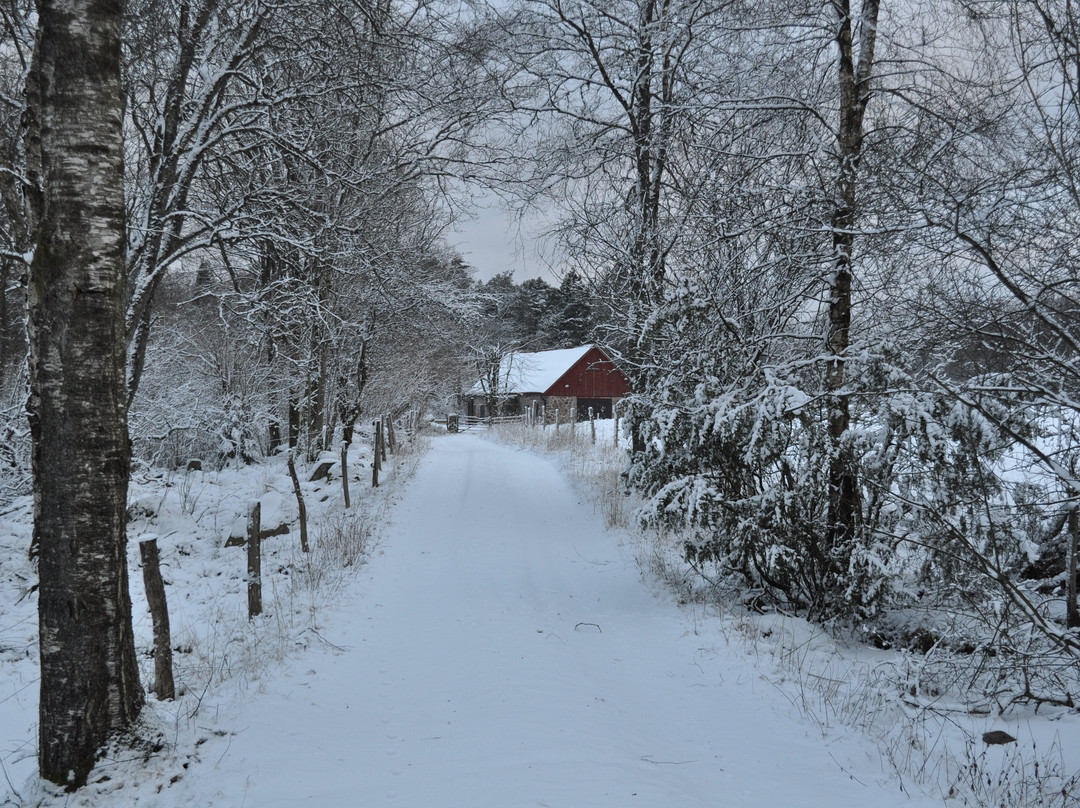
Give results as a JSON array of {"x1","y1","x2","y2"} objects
[{"x1": 467, "y1": 344, "x2": 631, "y2": 422}]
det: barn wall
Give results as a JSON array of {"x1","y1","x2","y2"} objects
[
  {"x1": 545, "y1": 346, "x2": 631, "y2": 399},
  {"x1": 546, "y1": 395, "x2": 577, "y2": 424}
]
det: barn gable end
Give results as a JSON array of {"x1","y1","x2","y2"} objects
[
  {"x1": 466, "y1": 344, "x2": 630, "y2": 421},
  {"x1": 544, "y1": 345, "x2": 631, "y2": 400}
]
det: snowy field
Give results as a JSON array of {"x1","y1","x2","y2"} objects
[{"x1": 1, "y1": 424, "x2": 1078, "y2": 806}]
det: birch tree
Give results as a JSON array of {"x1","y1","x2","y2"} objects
[
  {"x1": 902, "y1": 0, "x2": 1080, "y2": 635},
  {"x1": 122, "y1": 0, "x2": 288, "y2": 403},
  {"x1": 29, "y1": 0, "x2": 143, "y2": 787}
]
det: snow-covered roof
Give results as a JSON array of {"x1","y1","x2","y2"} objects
[{"x1": 469, "y1": 345, "x2": 594, "y2": 396}]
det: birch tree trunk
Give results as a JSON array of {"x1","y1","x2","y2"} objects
[{"x1": 28, "y1": 0, "x2": 143, "y2": 787}]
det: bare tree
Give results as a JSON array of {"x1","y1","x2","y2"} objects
[
  {"x1": 122, "y1": 0, "x2": 286, "y2": 403},
  {"x1": 905, "y1": 0, "x2": 1080, "y2": 635},
  {"x1": 823, "y1": 0, "x2": 880, "y2": 583}
]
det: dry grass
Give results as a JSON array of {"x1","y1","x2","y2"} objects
[{"x1": 490, "y1": 419, "x2": 634, "y2": 530}]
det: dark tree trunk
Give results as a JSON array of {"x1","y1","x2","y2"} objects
[
  {"x1": 1068, "y1": 509, "x2": 1079, "y2": 629},
  {"x1": 286, "y1": 452, "x2": 310, "y2": 553},
  {"x1": 309, "y1": 259, "x2": 330, "y2": 459},
  {"x1": 288, "y1": 398, "x2": 300, "y2": 450},
  {"x1": 341, "y1": 442, "x2": 351, "y2": 508},
  {"x1": 372, "y1": 419, "x2": 382, "y2": 488},
  {"x1": 27, "y1": 0, "x2": 143, "y2": 788},
  {"x1": 824, "y1": 0, "x2": 879, "y2": 561},
  {"x1": 338, "y1": 342, "x2": 368, "y2": 509}
]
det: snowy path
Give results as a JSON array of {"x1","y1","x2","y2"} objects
[{"x1": 188, "y1": 434, "x2": 934, "y2": 808}]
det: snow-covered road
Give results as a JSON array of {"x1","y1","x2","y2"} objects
[{"x1": 188, "y1": 434, "x2": 934, "y2": 807}]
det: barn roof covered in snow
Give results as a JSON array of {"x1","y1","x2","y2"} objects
[{"x1": 470, "y1": 345, "x2": 595, "y2": 395}]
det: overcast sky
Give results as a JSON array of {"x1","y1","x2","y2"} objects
[{"x1": 450, "y1": 195, "x2": 559, "y2": 283}]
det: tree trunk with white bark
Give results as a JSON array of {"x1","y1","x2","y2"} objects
[{"x1": 28, "y1": 0, "x2": 143, "y2": 787}]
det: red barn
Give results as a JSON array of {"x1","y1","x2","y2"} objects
[{"x1": 467, "y1": 344, "x2": 631, "y2": 421}]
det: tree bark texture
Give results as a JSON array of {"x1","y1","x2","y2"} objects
[
  {"x1": 288, "y1": 398, "x2": 300, "y2": 450},
  {"x1": 372, "y1": 419, "x2": 382, "y2": 488},
  {"x1": 28, "y1": 0, "x2": 143, "y2": 787},
  {"x1": 1068, "y1": 509, "x2": 1079, "y2": 629},
  {"x1": 341, "y1": 442, "x2": 351, "y2": 508}
]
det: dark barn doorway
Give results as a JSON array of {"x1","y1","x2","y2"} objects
[{"x1": 577, "y1": 398, "x2": 613, "y2": 419}]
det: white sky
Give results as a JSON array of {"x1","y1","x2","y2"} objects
[{"x1": 451, "y1": 194, "x2": 559, "y2": 283}]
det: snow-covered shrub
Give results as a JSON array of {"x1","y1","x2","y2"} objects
[
  {"x1": 629, "y1": 293, "x2": 1080, "y2": 698},
  {"x1": 629, "y1": 347, "x2": 914, "y2": 621},
  {"x1": 215, "y1": 391, "x2": 262, "y2": 466},
  {"x1": 626, "y1": 280, "x2": 1073, "y2": 640}
]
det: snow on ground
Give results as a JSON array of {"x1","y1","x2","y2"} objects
[
  {"x1": 0, "y1": 434, "x2": 403, "y2": 806},
  {"x1": 1, "y1": 426, "x2": 1077, "y2": 806},
  {"x1": 488, "y1": 420, "x2": 1080, "y2": 807}
]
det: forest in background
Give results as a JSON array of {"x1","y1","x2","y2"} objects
[{"x1": 3, "y1": 0, "x2": 1080, "y2": 777}]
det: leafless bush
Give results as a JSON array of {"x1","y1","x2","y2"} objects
[
  {"x1": 0, "y1": 369, "x2": 29, "y2": 506},
  {"x1": 943, "y1": 736, "x2": 1080, "y2": 808},
  {"x1": 313, "y1": 508, "x2": 375, "y2": 571}
]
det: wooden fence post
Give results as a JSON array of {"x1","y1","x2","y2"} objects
[
  {"x1": 386, "y1": 414, "x2": 397, "y2": 454},
  {"x1": 589, "y1": 407, "x2": 596, "y2": 444},
  {"x1": 555, "y1": 408, "x2": 560, "y2": 434},
  {"x1": 379, "y1": 417, "x2": 388, "y2": 462},
  {"x1": 541, "y1": 404, "x2": 546, "y2": 429},
  {"x1": 372, "y1": 419, "x2": 382, "y2": 487},
  {"x1": 341, "y1": 441, "x2": 351, "y2": 508},
  {"x1": 139, "y1": 538, "x2": 175, "y2": 700},
  {"x1": 247, "y1": 502, "x2": 262, "y2": 619},
  {"x1": 614, "y1": 411, "x2": 620, "y2": 447}
]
